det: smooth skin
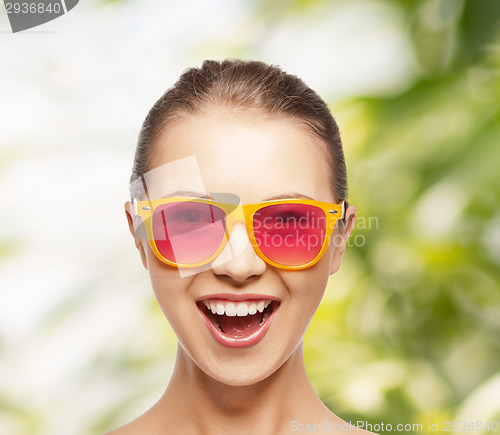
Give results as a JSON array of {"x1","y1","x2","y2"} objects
[{"x1": 110, "y1": 109, "x2": 374, "y2": 435}]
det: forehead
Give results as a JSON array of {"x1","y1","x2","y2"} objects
[{"x1": 148, "y1": 111, "x2": 333, "y2": 203}]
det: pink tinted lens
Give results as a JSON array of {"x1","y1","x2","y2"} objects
[
  {"x1": 152, "y1": 201, "x2": 226, "y2": 264},
  {"x1": 253, "y1": 203, "x2": 327, "y2": 266}
]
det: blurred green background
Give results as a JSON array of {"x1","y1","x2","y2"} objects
[
  {"x1": 0, "y1": 0, "x2": 499, "y2": 434},
  {"x1": 305, "y1": 0, "x2": 500, "y2": 433}
]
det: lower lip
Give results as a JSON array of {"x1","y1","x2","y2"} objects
[{"x1": 198, "y1": 303, "x2": 279, "y2": 348}]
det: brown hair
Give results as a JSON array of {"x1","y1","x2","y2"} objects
[{"x1": 130, "y1": 59, "x2": 347, "y2": 202}]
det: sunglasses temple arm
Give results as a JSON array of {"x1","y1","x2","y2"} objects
[{"x1": 341, "y1": 200, "x2": 349, "y2": 224}]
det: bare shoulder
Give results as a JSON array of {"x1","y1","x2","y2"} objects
[
  {"x1": 356, "y1": 427, "x2": 379, "y2": 435},
  {"x1": 103, "y1": 426, "x2": 129, "y2": 434},
  {"x1": 287, "y1": 418, "x2": 378, "y2": 434},
  {"x1": 311, "y1": 406, "x2": 379, "y2": 435},
  {"x1": 102, "y1": 402, "x2": 187, "y2": 435},
  {"x1": 103, "y1": 410, "x2": 163, "y2": 435},
  {"x1": 103, "y1": 419, "x2": 142, "y2": 435}
]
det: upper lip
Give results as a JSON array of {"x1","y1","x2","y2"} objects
[{"x1": 195, "y1": 293, "x2": 280, "y2": 302}]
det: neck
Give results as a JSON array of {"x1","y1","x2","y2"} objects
[{"x1": 155, "y1": 342, "x2": 329, "y2": 434}]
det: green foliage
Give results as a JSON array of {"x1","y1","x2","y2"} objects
[
  {"x1": 3, "y1": 1, "x2": 498, "y2": 434},
  {"x1": 299, "y1": 0, "x2": 500, "y2": 432}
]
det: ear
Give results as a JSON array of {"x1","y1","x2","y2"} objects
[
  {"x1": 124, "y1": 201, "x2": 148, "y2": 270},
  {"x1": 329, "y1": 204, "x2": 356, "y2": 275}
]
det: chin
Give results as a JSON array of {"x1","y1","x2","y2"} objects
[
  {"x1": 192, "y1": 343, "x2": 297, "y2": 388},
  {"x1": 203, "y1": 360, "x2": 280, "y2": 387}
]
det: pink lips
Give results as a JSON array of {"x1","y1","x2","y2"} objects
[{"x1": 196, "y1": 295, "x2": 280, "y2": 348}]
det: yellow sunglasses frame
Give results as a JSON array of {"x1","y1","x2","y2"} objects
[{"x1": 133, "y1": 197, "x2": 345, "y2": 271}]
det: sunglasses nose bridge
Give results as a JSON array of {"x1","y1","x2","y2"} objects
[
  {"x1": 210, "y1": 205, "x2": 266, "y2": 276},
  {"x1": 223, "y1": 203, "x2": 247, "y2": 234},
  {"x1": 219, "y1": 204, "x2": 265, "y2": 259}
]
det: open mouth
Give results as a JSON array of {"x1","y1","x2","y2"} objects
[{"x1": 196, "y1": 298, "x2": 280, "y2": 346}]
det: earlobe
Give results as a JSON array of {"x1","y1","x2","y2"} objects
[
  {"x1": 344, "y1": 205, "x2": 357, "y2": 238},
  {"x1": 328, "y1": 205, "x2": 357, "y2": 276},
  {"x1": 124, "y1": 201, "x2": 149, "y2": 270},
  {"x1": 124, "y1": 201, "x2": 141, "y2": 243}
]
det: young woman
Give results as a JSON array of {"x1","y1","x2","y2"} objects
[{"x1": 109, "y1": 60, "x2": 371, "y2": 434}]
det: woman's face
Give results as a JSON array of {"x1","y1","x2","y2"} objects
[{"x1": 126, "y1": 110, "x2": 353, "y2": 386}]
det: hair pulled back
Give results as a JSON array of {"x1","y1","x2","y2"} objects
[{"x1": 130, "y1": 59, "x2": 347, "y2": 202}]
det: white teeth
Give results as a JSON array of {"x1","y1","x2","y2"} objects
[
  {"x1": 225, "y1": 303, "x2": 237, "y2": 317},
  {"x1": 202, "y1": 299, "x2": 274, "y2": 317},
  {"x1": 236, "y1": 303, "x2": 249, "y2": 316}
]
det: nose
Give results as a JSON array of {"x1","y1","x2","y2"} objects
[{"x1": 211, "y1": 222, "x2": 266, "y2": 282}]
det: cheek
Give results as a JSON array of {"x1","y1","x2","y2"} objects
[
  {"x1": 145, "y1": 251, "x2": 195, "y2": 327},
  {"x1": 279, "y1": 260, "x2": 331, "y2": 321},
  {"x1": 150, "y1": 274, "x2": 180, "y2": 319},
  {"x1": 149, "y1": 274, "x2": 199, "y2": 351}
]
